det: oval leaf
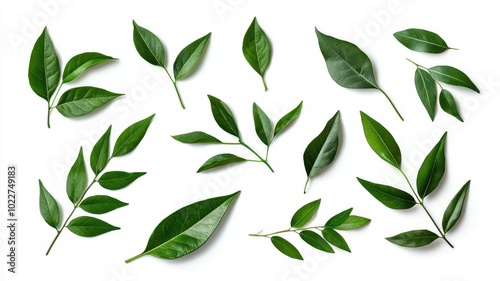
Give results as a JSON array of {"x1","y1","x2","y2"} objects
[
  {"x1": 334, "y1": 215, "x2": 371, "y2": 230},
  {"x1": 429, "y1": 66, "x2": 479, "y2": 93},
  {"x1": 417, "y1": 132, "x2": 447, "y2": 199},
  {"x1": 125, "y1": 191, "x2": 240, "y2": 262},
  {"x1": 253, "y1": 103, "x2": 273, "y2": 145},
  {"x1": 415, "y1": 68, "x2": 437, "y2": 121},
  {"x1": 62, "y1": 52, "x2": 116, "y2": 83},
  {"x1": 299, "y1": 230, "x2": 334, "y2": 253},
  {"x1": 242, "y1": 17, "x2": 271, "y2": 91},
  {"x1": 322, "y1": 228, "x2": 351, "y2": 252},
  {"x1": 56, "y1": 87, "x2": 123, "y2": 118},
  {"x1": 442, "y1": 180, "x2": 470, "y2": 233},
  {"x1": 207, "y1": 95, "x2": 239, "y2": 138},
  {"x1": 394, "y1": 28, "x2": 451, "y2": 53},
  {"x1": 439, "y1": 89, "x2": 463, "y2": 122},
  {"x1": 197, "y1": 154, "x2": 246, "y2": 173},
  {"x1": 270, "y1": 236, "x2": 303, "y2": 260},
  {"x1": 274, "y1": 101, "x2": 303, "y2": 138},
  {"x1": 90, "y1": 125, "x2": 112, "y2": 175},
  {"x1": 325, "y1": 207, "x2": 353, "y2": 228},
  {"x1": 174, "y1": 33, "x2": 211, "y2": 81},
  {"x1": 132, "y1": 20, "x2": 166, "y2": 67},
  {"x1": 39, "y1": 180, "x2": 60, "y2": 229},
  {"x1": 171, "y1": 131, "x2": 221, "y2": 144},
  {"x1": 357, "y1": 178, "x2": 416, "y2": 210},
  {"x1": 66, "y1": 147, "x2": 87, "y2": 204},
  {"x1": 112, "y1": 114, "x2": 155, "y2": 157},
  {"x1": 98, "y1": 171, "x2": 146, "y2": 190},
  {"x1": 290, "y1": 199, "x2": 321, "y2": 228},
  {"x1": 386, "y1": 229, "x2": 440, "y2": 247},
  {"x1": 67, "y1": 216, "x2": 120, "y2": 237},
  {"x1": 80, "y1": 195, "x2": 128, "y2": 214}
]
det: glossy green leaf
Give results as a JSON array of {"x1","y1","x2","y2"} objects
[
  {"x1": 414, "y1": 68, "x2": 437, "y2": 120},
  {"x1": 270, "y1": 236, "x2": 303, "y2": 260},
  {"x1": 386, "y1": 229, "x2": 440, "y2": 247},
  {"x1": 242, "y1": 17, "x2": 271, "y2": 91},
  {"x1": 325, "y1": 208, "x2": 352, "y2": 228},
  {"x1": 334, "y1": 215, "x2": 371, "y2": 230},
  {"x1": 132, "y1": 20, "x2": 166, "y2": 67},
  {"x1": 360, "y1": 112, "x2": 401, "y2": 169},
  {"x1": 394, "y1": 28, "x2": 452, "y2": 53},
  {"x1": 126, "y1": 191, "x2": 240, "y2": 262},
  {"x1": 208, "y1": 95, "x2": 239, "y2": 138},
  {"x1": 417, "y1": 132, "x2": 447, "y2": 199},
  {"x1": 442, "y1": 181, "x2": 470, "y2": 233},
  {"x1": 299, "y1": 230, "x2": 334, "y2": 253},
  {"x1": 253, "y1": 103, "x2": 273, "y2": 145},
  {"x1": 56, "y1": 87, "x2": 123, "y2": 118},
  {"x1": 62, "y1": 52, "x2": 116, "y2": 83},
  {"x1": 66, "y1": 147, "x2": 87, "y2": 204},
  {"x1": 274, "y1": 101, "x2": 303, "y2": 138},
  {"x1": 28, "y1": 27, "x2": 60, "y2": 102},
  {"x1": 112, "y1": 114, "x2": 155, "y2": 157},
  {"x1": 290, "y1": 199, "x2": 321, "y2": 228},
  {"x1": 80, "y1": 195, "x2": 128, "y2": 214},
  {"x1": 98, "y1": 171, "x2": 146, "y2": 190},
  {"x1": 197, "y1": 154, "x2": 246, "y2": 173},
  {"x1": 90, "y1": 125, "x2": 111, "y2": 175},
  {"x1": 322, "y1": 229, "x2": 350, "y2": 252},
  {"x1": 39, "y1": 180, "x2": 60, "y2": 229},
  {"x1": 357, "y1": 178, "x2": 416, "y2": 210},
  {"x1": 439, "y1": 89, "x2": 463, "y2": 122},
  {"x1": 429, "y1": 66, "x2": 479, "y2": 93},
  {"x1": 67, "y1": 216, "x2": 120, "y2": 237},
  {"x1": 174, "y1": 33, "x2": 211, "y2": 81},
  {"x1": 171, "y1": 131, "x2": 221, "y2": 144}
]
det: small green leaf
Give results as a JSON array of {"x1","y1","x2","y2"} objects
[
  {"x1": 207, "y1": 95, "x2": 239, "y2": 138},
  {"x1": 56, "y1": 87, "x2": 123, "y2": 118},
  {"x1": 39, "y1": 180, "x2": 60, "y2": 229},
  {"x1": 417, "y1": 132, "x2": 447, "y2": 199},
  {"x1": 80, "y1": 195, "x2": 128, "y2": 214},
  {"x1": 299, "y1": 230, "x2": 334, "y2": 253},
  {"x1": 66, "y1": 147, "x2": 87, "y2": 204},
  {"x1": 171, "y1": 131, "x2": 222, "y2": 144},
  {"x1": 274, "y1": 101, "x2": 303, "y2": 138},
  {"x1": 290, "y1": 199, "x2": 321, "y2": 228},
  {"x1": 90, "y1": 125, "x2": 112, "y2": 175},
  {"x1": 174, "y1": 33, "x2": 211, "y2": 81},
  {"x1": 112, "y1": 114, "x2": 155, "y2": 157},
  {"x1": 386, "y1": 229, "x2": 440, "y2": 247},
  {"x1": 394, "y1": 28, "x2": 452, "y2": 54},
  {"x1": 325, "y1": 207, "x2": 353, "y2": 228},
  {"x1": 98, "y1": 171, "x2": 146, "y2": 190},
  {"x1": 242, "y1": 17, "x2": 271, "y2": 91},
  {"x1": 132, "y1": 20, "x2": 166, "y2": 67},
  {"x1": 442, "y1": 181, "x2": 470, "y2": 233},
  {"x1": 62, "y1": 52, "x2": 116, "y2": 83},
  {"x1": 67, "y1": 216, "x2": 120, "y2": 237},
  {"x1": 197, "y1": 154, "x2": 247, "y2": 173},
  {"x1": 270, "y1": 236, "x2": 303, "y2": 260},
  {"x1": 414, "y1": 68, "x2": 437, "y2": 121},
  {"x1": 357, "y1": 178, "x2": 416, "y2": 210},
  {"x1": 429, "y1": 65, "x2": 479, "y2": 93},
  {"x1": 322, "y1": 229, "x2": 351, "y2": 252},
  {"x1": 334, "y1": 216, "x2": 371, "y2": 230},
  {"x1": 253, "y1": 103, "x2": 273, "y2": 145},
  {"x1": 439, "y1": 89, "x2": 463, "y2": 122}
]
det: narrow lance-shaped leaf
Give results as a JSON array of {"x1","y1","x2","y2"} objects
[
  {"x1": 132, "y1": 20, "x2": 166, "y2": 67},
  {"x1": 393, "y1": 28, "x2": 453, "y2": 54},
  {"x1": 270, "y1": 236, "x2": 303, "y2": 260},
  {"x1": 98, "y1": 171, "x2": 146, "y2": 190},
  {"x1": 357, "y1": 178, "x2": 416, "y2": 210},
  {"x1": 90, "y1": 125, "x2": 112, "y2": 175},
  {"x1": 79, "y1": 195, "x2": 128, "y2": 214},
  {"x1": 174, "y1": 33, "x2": 211, "y2": 81},
  {"x1": 325, "y1": 207, "x2": 352, "y2": 228},
  {"x1": 386, "y1": 229, "x2": 440, "y2": 247},
  {"x1": 56, "y1": 87, "x2": 123, "y2": 118},
  {"x1": 439, "y1": 89, "x2": 463, "y2": 122},
  {"x1": 39, "y1": 180, "x2": 61, "y2": 229},
  {"x1": 62, "y1": 52, "x2": 117, "y2": 83},
  {"x1": 442, "y1": 181, "x2": 470, "y2": 233},
  {"x1": 322, "y1": 228, "x2": 351, "y2": 252},
  {"x1": 66, "y1": 147, "x2": 87, "y2": 205},
  {"x1": 253, "y1": 103, "x2": 273, "y2": 145},
  {"x1": 274, "y1": 101, "x2": 303, "y2": 138},
  {"x1": 414, "y1": 68, "x2": 438, "y2": 121},
  {"x1": 299, "y1": 230, "x2": 334, "y2": 253},
  {"x1": 112, "y1": 114, "x2": 155, "y2": 157},
  {"x1": 67, "y1": 216, "x2": 120, "y2": 237},
  {"x1": 125, "y1": 191, "x2": 240, "y2": 262},
  {"x1": 197, "y1": 154, "x2": 246, "y2": 173},
  {"x1": 171, "y1": 131, "x2": 222, "y2": 144},
  {"x1": 417, "y1": 132, "x2": 447, "y2": 199},
  {"x1": 242, "y1": 17, "x2": 271, "y2": 91},
  {"x1": 208, "y1": 95, "x2": 239, "y2": 138},
  {"x1": 290, "y1": 199, "x2": 321, "y2": 228},
  {"x1": 429, "y1": 66, "x2": 480, "y2": 93},
  {"x1": 334, "y1": 216, "x2": 371, "y2": 230}
]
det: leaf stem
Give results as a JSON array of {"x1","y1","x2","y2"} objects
[
  {"x1": 47, "y1": 105, "x2": 52, "y2": 129},
  {"x1": 249, "y1": 225, "x2": 324, "y2": 237},
  {"x1": 239, "y1": 141, "x2": 274, "y2": 172},
  {"x1": 261, "y1": 76, "x2": 268, "y2": 91},
  {"x1": 303, "y1": 177, "x2": 310, "y2": 194},
  {"x1": 375, "y1": 86, "x2": 404, "y2": 121},
  {"x1": 125, "y1": 252, "x2": 148, "y2": 263},
  {"x1": 265, "y1": 146, "x2": 270, "y2": 161},
  {"x1": 49, "y1": 83, "x2": 63, "y2": 109},
  {"x1": 163, "y1": 67, "x2": 186, "y2": 109}
]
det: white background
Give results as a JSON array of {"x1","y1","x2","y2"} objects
[{"x1": 1, "y1": 0, "x2": 499, "y2": 280}]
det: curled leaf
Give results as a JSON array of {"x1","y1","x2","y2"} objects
[
  {"x1": 174, "y1": 33, "x2": 211, "y2": 81},
  {"x1": 197, "y1": 154, "x2": 247, "y2": 173},
  {"x1": 334, "y1": 216, "x2": 371, "y2": 230},
  {"x1": 208, "y1": 95, "x2": 239, "y2": 138},
  {"x1": 274, "y1": 101, "x2": 303, "y2": 138},
  {"x1": 62, "y1": 52, "x2": 116, "y2": 83}
]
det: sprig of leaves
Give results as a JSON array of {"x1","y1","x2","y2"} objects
[
  {"x1": 132, "y1": 20, "x2": 211, "y2": 109},
  {"x1": 242, "y1": 17, "x2": 272, "y2": 91},
  {"x1": 250, "y1": 199, "x2": 370, "y2": 260},
  {"x1": 28, "y1": 27, "x2": 121, "y2": 128},
  {"x1": 39, "y1": 115, "x2": 155, "y2": 255},
  {"x1": 358, "y1": 112, "x2": 470, "y2": 248},
  {"x1": 172, "y1": 95, "x2": 302, "y2": 173}
]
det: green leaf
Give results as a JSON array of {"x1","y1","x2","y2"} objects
[
  {"x1": 357, "y1": 178, "x2": 416, "y2": 210},
  {"x1": 112, "y1": 114, "x2": 155, "y2": 157},
  {"x1": 80, "y1": 195, "x2": 128, "y2": 214},
  {"x1": 442, "y1": 180, "x2": 470, "y2": 233},
  {"x1": 197, "y1": 154, "x2": 246, "y2": 173},
  {"x1": 414, "y1": 68, "x2": 437, "y2": 121},
  {"x1": 274, "y1": 101, "x2": 303, "y2": 138},
  {"x1": 322, "y1": 228, "x2": 351, "y2": 252},
  {"x1": 439, "y1": 89, "x2": 463, "y2": 122},
  {"x1": 62, "y1": 52, "x2": 116, "y2": 83},
  {"x1": 242, "y1": 17, "x2": 271, "y2": 91},
  {"x1": 98, "y1": 171, "x2": 146, "y2": 190},
  {"x1": 386, "y1": 229, "x2": 440, "y2": 247},
  {"x1": 28, "y1": 27, "x2": 60, "y2": 102},
  {"x1": 132, "y1": 20, "x2": 166, "y2": 67},
  {"x1": 299, "y1": 230, "x2": 334, "y2": 253},
  {"x1": 429, "y1": 66, "x2": 480, "y2": 93},
  {"x1": 417, "y1": 132, "x2": 447, "y2": 199},
  {"x1": 56, "y1": 87, "x2": 123, "y2": 118},
  {"x1": 125, "y1": 191, "x2": 240, "y2": 262},
  {"x1": 253, "y1": 103, "x2": 273, "y2": 145},
  {"x1": 334, "y1": 215, "x2": 371, "y2": 230},
  {"x1": 171, "y1": 131, "x2": 222, "y2": 144},
  {"x1": 325, "y1": 208, "x2": 353, "y2": 228},
  {"x1": 207, "y1": 95, "x2": 239, "y2": 138},
  {"x1": 360, "y1": 112, "x2": 401, "y2": 169},
  {"x1": 39, "y1": 180, "x2": 60, "y2": 229},
  {"x1": 290, "y1": 199, "x2": 321, "y2": 228},
  {"x1": 90, "y1": 125, "x2": 112, "y2": 175},
  {"x1": 270, "y1": 236, "x2": 303, "y2": 260},
  {"x1": 173, "y1": 33, "x2": 211, "y2": 81},
  {"x1": 67, "y1": 216, "x2": 120, "y2": 237},
  {"x1": 66, "y1": 147, "x2": 87, "y2": 204},
  {"x1": 393, "y1": 28, "x2": 452, "y2": 54}
]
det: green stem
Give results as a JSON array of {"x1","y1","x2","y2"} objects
[
  {"x1": 239, "y1": 141, "x2": 274, "y2": 172},
  {"x1": 303, "y1": 177, "x2": 310, "y2": 194},
  {"x1": 261, "y1": 76, "x2": 268, "y2": 91},
  {"x1": 49, "y1": 83, "x2": 63, "y2": 109},
  {"x1": 47, "y1": 106, "x2": 52, "y2": 129},
  {"x1": 265, "y1": 146, "x2": 270, "y2": 161},
  {"x1": 376, "y1": 86, "x2": 404, "y2": 121},
  {"x1": 125, "y1": 252, "x2": 148, "y2": 263},
  {"x1": 249, "y1": 226, "x2": 324, "y2": 237},
  {"x1": 163, "y1": 67, "x2": 185, "y2": 109}
]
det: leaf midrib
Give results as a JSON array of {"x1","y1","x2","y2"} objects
[
  {"x1": 397, "y1": 34, "x2": 446, "y2": 49},
  {"x1": 365, "y1": 118, "x2": 399, "y2": 168},
  {"x1": 136, "y1": 26, "x2": 164, "y2": 67}
]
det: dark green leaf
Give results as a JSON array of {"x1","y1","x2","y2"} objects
[
  {"x1": 335, "y1": 216, "x2": 371, "y2": 230},
  {"x1": 112, "y1": 114, "x2": 155, "y2": 157},
  {"x1": 126, "y1": 191, "x2": 240, "y2": 262},
  {"x1": 322, "y1": 229, "x2": 350, "y2": 252},
  {"x1": 442, "y1": 180, "x2": 470, "y2": 233},
  {"x1": 39, "y1": 180, "x2": 60, "y2": 229},
  {"x1": 299, "y1": 230, "x2": 334, "y2": 253},
  {"x1": 253, "y1": 103, "x2": 273, "y2": 145},
  {"x1": 207, "y1": 95, "x2": 239, "y2": 138},
  {"x1": 274, "y1": 101, "x2": 303, "y2": 138},
  {"x1": 360, "y1": 112, "x2": 401, "y2": 169},
  {"x1": 66, "y1": 147, "x2": 87, "y2": 204},
  {"x1": 393, "y1": 28, "x2": 451, "y2": 53},
  {"x1": 197, "y1": 154, "x2": 246, "y2": 173},
  {"x1": 132, "y1": 20, "x2": 166, "y2": 67},
  {"x1": 429, "y1": 66, "x2": 479, "y2": 93},
  {"x1": 386, "y1": 229, "x2": 440, "y2": 247},
  {"x1": 325, "y1": 208, "x2": 352, "y2": 228},
  {"x1": 242, "y1": 17, "x2": 271, "y2": 91},
  {"x1": 174, "y1": 33, "x2": 211, "y2": 81},
  {"x1": 417, "y1": 132, "x2": 447, "y2": 199},
  {"x1": 290, "y1": 199, "x2": 321, "y2": 228},
  {"x1": 80, "y1": 195, "x2": 128, "y2": 214},
  {"x1": 171, "y1": 131, "x2": 222, "y2": 144},
  {"x1": 270, "y1": 236, "x2": 303, "y2": 260},
  {"x1": 28, "y1": 27, "x2": 60, "y2": 102},
  {"x1": 56, "y1": 87, "x2": 123, "y2": 118},
  {"x1": 62, "y1": 52, "x2": 116, "y2": 83},
  {"x1": 67, "y1": 216, "x2": 120, "y2": 237},
  {"x1": 414, "y1": 68, "x2": 437, "y2": 121},
  {"x1": 98, "y1": 171, "x2": 146, "y2": 190},
  {"x1": 90, "y1": 125, "x2": 111, "y2": 175},
  {"x1": 439, "y1": 89, "x2": 463, "y2": 122},
  {"x1": 357, "y1": 178, "x2": 416, "y2": 209}
]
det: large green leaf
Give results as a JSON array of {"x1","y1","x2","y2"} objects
[
  {"x1": 417, "y1": 132, "x2": 447, "y2": 199},
  {"x1": 39, "y1": 180, "x2": 60, "y2": 229},
  {"x1": 274, "y1": 101, "x2": 303, "y2": 138},
  {"x1": 386, "y1": 229, "x2": 440, "y2": 247},
  {"x1": 79, "y1": 195, "x2": 128, "y2": 214},
  {"x1": 414, "y1": 68, "x2": 437, "y2": 121},
  {"x1": 253, "y1": 103, "x2": 273, "y2": 145},
  {"x1": 98, "y1": 171, "x2": 146, "y2": 190},
  {"x1": 334, "y1": 216, "x2": 371, "y2": 230},
  {"x1": 62, "y1": 52, "x2": 116, "y2": 83},
  {"x1": 242, "y1": 17, "x2": 271, "y2": 91},
  {"x1": 290, "y1": 199, "x2": 321, "y2": 228},
  {"x1": 322, "y1": 228, "x2": 350, "y2": 252},
  {"x1": 66, "y1": 147, "x2": 87, "y2": 204},
  {"x1": 90, "y1": 125, "x2": 112, "y2": 175},
  {"x1": 439, "y1": 89, "x2": 463, "y2": 122},
  {"x1": 171, "y1": 131, "x2": 222, "y2": 144},
  {"x1": 197, "y1": 154, "x2": 247, "y2": 173},
  {"x1": 208, "y1": 95, "x2": 239, "y2": 138},
  {"x1": 67, "y1": 216, "x2": 120, "y2": 237},
  {"x1": 442, "y1": 181, "x2": 470, "y2": 233},
  {"x1": 429, "y1": 66, "x2": 479, "y2": 93},
  {"x1": 270, "y1": 236, "x2": 303, "y2": 260},
  {"x1": 299, "y1": 230, "x2": 334, "y2": 253},
  {"x1": 56, "y1": 87, "x2": 123, "y2": 118},
  {"x1": 325, "y1": 208, "x2": 352, "y2": 228},
  {"x1": 173, "y1": 33, "x2": 211, "y2": 81},
  {"x1": 394, "y1": 28, "x2": 452, "y2": 53},
  {"x1": 132, "y1": 20, "x2": 166, "y2": 67},
  {"x1": 112, "y1": 114, "x2": 155, "y2": 157},
  {"x1": 357, "y1": 178, "x2": 416, "y2": 210}
]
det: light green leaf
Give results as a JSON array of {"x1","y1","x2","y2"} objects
[
  {"x1": 174, "y1": 33, "x2": 211, "y2": 81},
  {"x1": 112, "y1": 114, "x2": 155, "y2": 157},
  {"x1": 39, "y1": 180, "x2": 60, "y2": 229},
  {"x1": 62, "y1": 52, "x2": 116, "y2": 83},
  {"x1": 290, "y1": 199, "x2": 321, "y2": 228}
]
